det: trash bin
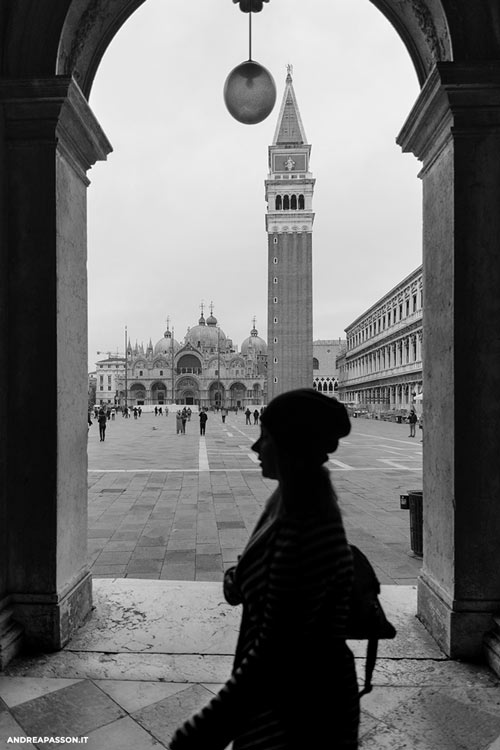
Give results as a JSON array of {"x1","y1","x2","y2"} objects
[{"x1": 408, "y1": 490, "x2": 423, "y2": 557}]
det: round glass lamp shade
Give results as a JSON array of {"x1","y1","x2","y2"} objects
[{"x1": 224, "y1": 60, "x2": 276, "y2": 124}]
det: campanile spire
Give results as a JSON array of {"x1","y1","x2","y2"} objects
[{"x1": 265, "y1": 69, "x2": 315, "y2": 399}]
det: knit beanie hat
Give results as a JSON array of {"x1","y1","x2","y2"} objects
[{"x1": 260, "y1": 388, "x2": 351, "y2": 461}]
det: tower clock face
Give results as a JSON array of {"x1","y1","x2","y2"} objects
[{"x1": 273, "y1": 153, "x2": 307, "y2": 172}]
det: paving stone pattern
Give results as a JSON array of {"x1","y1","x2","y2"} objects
[{"x1": 88, "y1": 411, "x2": 423, "y2": 583}]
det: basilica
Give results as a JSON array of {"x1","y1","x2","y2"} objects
[{"x1": 95, "y1": 306, "x2": 268, "y2": 409}]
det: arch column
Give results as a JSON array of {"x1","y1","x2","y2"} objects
[
  {"x1": 398, "y1": 62, "x2": 500, "y2": 659},
  {"x1": 0, "y1": 77, "x2": 111, "y2": 654}
]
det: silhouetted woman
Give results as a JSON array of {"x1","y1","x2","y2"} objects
[{"x1": 169, "y1": 389, "x2": 359, "y2": 749}]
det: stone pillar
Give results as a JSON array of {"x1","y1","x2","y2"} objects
[
  {"x1": 0, "y1": 78, "x2": 111, "y2": 652},
  {"x1": 398, "y1": 63, "x2": 500, "y2": 659}
]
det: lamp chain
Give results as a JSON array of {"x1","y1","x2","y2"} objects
[{"x1": 249, "y1": 9, "x2": 252, "y2": 61}]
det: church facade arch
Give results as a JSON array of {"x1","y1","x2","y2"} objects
[{"x1": 1, "y1": 0, "x2": 500, "y2": 669}]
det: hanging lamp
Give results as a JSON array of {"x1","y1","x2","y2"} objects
[{"x1": 224, "y1": 0, "x2": 276, "y2": 124}]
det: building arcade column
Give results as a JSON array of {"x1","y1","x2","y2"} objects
[
  {"x1": 398, "y1": 63, "x2": 500, "y2": 659},
  {"x1": 0, "y1": 78, "x2": 111, "y2": 653}
]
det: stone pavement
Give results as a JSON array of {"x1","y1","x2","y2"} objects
[
  {"x1": 1, "y1": 580, "x2": 499, "y2": 749},
  {"x1": 88, "y1": 411, "x2": 423, "y2": 584}
]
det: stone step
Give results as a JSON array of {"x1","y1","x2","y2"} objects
[
  {"x1": 0, "y1": 602, "x2": 24, "y2": 669},
  {"x1": 484, "y1": 614, "x2": 500, "y2": 678}
]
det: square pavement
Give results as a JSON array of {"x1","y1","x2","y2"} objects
[
  {"x1": 87, "y1": 411, "x2": 424, "y2": 584},
  {"x1": 1, "y1": 580, "x2": 499, "y2": 749}
]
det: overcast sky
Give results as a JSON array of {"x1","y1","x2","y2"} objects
[{"x1": 87, "y1": 0, "x2": 422, "y2": 371}]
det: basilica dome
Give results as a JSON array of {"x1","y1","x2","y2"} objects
[
  {"x1": 185, "y1": 312, "x2": 227, "y2": 350},
  {"x1": 154, "y1": 329, "x2": 180, "y2": 355},
  {"x1": 241, "y1": 324, "x2": 267, "y2": 355}
]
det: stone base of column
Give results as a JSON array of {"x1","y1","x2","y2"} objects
[
  {"x1": 418, "y1": 574, "x2": 495, "y2": 659},
  {"x1": 13, "y1": 572, "x2": 92, "y2": 652},
  {"x1": 0, "y1": 597, "x2": 24, "y2": 669},
  {"x1": 484, "y1": 616, "x2": 500, "y2": 678}
]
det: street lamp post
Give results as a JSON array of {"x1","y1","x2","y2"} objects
[
  {"x1": 171, "y1": 326, "x2": 175, "y2": 406},
  {"x1": 217, "y1": 325, "x2": 222, "y2": 409},
  {"x1": 124, "y1": 325, "x2": 128, "y2": 410}
]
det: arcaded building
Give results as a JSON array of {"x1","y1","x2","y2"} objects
[
  {"x1": 95, "y1": 309, "x2": 267, "y2": 409},
  {"x1": 265, "y1": 68, "x2": 314, "y2": 399},
  {"x1": 312, "y1": 339, "x2": 344, "y2": 396},
  {"x1": 336, "y1": 267, "x2": 423, "y2": 412}
]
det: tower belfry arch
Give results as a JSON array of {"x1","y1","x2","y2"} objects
[{"x1": 1, "y1": 1, "x2": 500, "y2": 674}]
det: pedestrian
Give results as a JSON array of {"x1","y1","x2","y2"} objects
[
  {"x1": 111, "y1": 407, "x2": 116, "y2": 421},
  {"x1": 187, "y1": 407, "x2": 192, "y2": 421},
  {"x1": 253, "y1": 408, "x2": 259, "y2": 424},
  {"x1": 221, "y1": 407, "x2": 227, "y2": 424},
  {"x1": 165, "y1": 406, "x2": 169, "y2": 416},
  {"x1": 155, "y1": 406, "x2": 158, "y2": 417},
  {"x1": 181, "y1": 409, "x2": 187, "y2": 434},
  {"x1": 408, "y1": 408, "x2": 417, "y2": 437},
  {"x1": 133, "y1": 406, "x2": 138, "y2": 419},
  {"x1": 168, "y1": 389, "x2": 358, "y2": 750},
  {"x1": 159, "y1": 406, "x2": 163, "y2": 416},
  {"x1": 199, "y1": 409, "x2": 208, "y2": 436},
  {"x1": 176, "y1": 410, "x2": 183, "y2": 435},
  {"x1": 138, "y1": 406, "x2": 142, "y2": 417},
  {"x1": 97, "y1": 409, "x2": 107, "y2": 442},
  {"x1": 88, "y1": 412, "x2": 93, "y2": 430},
  {"x1": 245, "y1": 407, "x2": 251, "y2": 425}
]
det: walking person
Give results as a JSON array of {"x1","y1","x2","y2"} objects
[
  {"x1": 408, "y1": 408, "x2": 417, "y2": 437},
  {"x1": 187, "y1": 407, "x2": 192, "y2": 422},
  {"x1": 168, "y1": 389, "x2": 359, "y2": 750},
  {"x1": 97, "y1": 409, "x2": 107, "y2": 442},
  {"x1": 176, "y1": 410, "x2": 183, "y2": 435},
  {"x1": 245, "y1": 407, "x2": 251, "y2": 425},
  {"x1": 221, "y1": 407, "x2": 228, "y2": 424},
  {"x1": 199, "y1": 409, "x2": 208, "y2": 436},
  {"x1": 133, "y1": 406, "x2": 138, "y2": 419},
  {"x1": 154, "y1": 406, "x2": 158, "y2": 417},
  {"x1": 181, "y1": 409, "x2": 187, "y2": 434},
  {"x1": 253, "y1": 408, "x2": 259, "y2": 425}
]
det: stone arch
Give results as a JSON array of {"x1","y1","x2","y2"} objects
[
  {"x1": 150, "y1": 380, "x2": 167, "y2": 404},
  {"x1": 129, "y1": 382, "x2": 146, "y2": 403},
  {"x1": 177, "y1": 353, "x2": 202, "y2": 374},
  {"x1": 208, "y1": 380, "x2": 225, "y2": 408},
  {"x1": 49, "y1": 1, "x2": 455, "y2": 97},
  {"x1": 2, "y1": 0, "x2": 500, "y2": 665}
]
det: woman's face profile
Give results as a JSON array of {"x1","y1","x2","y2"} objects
[{"x1": 252, "y1": 426, "x2": 278, "y2": 479}]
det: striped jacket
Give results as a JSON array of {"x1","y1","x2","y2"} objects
[{"x1": 169, "y1": 488, "x2": 359, "y2": 750}]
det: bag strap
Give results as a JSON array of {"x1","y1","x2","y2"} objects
[{"x1": 359, "y1": 638, "x2": 378, "y2": 698}]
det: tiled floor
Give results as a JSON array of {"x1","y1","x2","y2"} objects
[
  {"x1": 87, "y1": 412, "x2": 423, "y2": 583},
  {"x1": 1, "y1": 581, "x2": 499, "y2": 749}
]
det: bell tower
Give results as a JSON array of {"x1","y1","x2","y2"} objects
[{"x1": 265, "y1": 66, "x2": 315, "y2": 400}]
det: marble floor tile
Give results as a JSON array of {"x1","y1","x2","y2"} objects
[
  {"x1": 0, "y1": 711, "x2": 29, "y2": 750},
  {"x1": 65, "y1": 580, "x2": 239, "y2": 656},
  {"x1": 94, "y1": 679, "x2": 188, "y2": 713},
  {"x1": 133, "y1": 684, "x2": 214, "y2": 746},
  {"x1": 11, "y1": 680, "x2": 125, "y2": 738},
  {"x1": 85, "y1": 716, "x2": 164, "y2": 749},
  {"x1": 382, "y1": 686, "x2": 500, "y2": 750},
  {"x1": 0, "y1": 677, "x2": 82, "y2": 708}
]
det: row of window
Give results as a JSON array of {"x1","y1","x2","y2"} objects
[
  {"x1": 343, "y1": 335, "x2": 421, "y2": 375},
  {"x1": 347, "y1": 291, "x2": 422, "y2": 350},
  {"x1": 273, "y1": 194, "x2": 305, "y2": 210}
]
